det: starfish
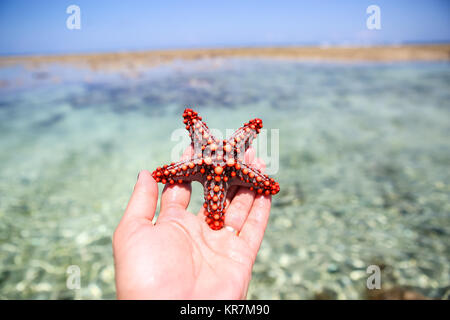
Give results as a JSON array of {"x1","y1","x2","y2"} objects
[{"x1": 151, "y1": 108, "x2": 280, "y2": 230}]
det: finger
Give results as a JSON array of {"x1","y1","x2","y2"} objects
[
  {"x1": 122, "y1": 170, "x2": 159, "y2": 223},
  {"x1": 222, "y1": 185, "x2": 238, "y2": 212},
  {"x1": 224, "y1": 157, "x2": 265, "y2": 231},
  {"x1": 242, "y1": 146, "x2": 255, "y2": 166},
  {"x1": 224, "y1": 147, "x2": 255, "y2": 207},
  {"x1": 239, "y1": 193, "x2": 272, "y2": 261},
  {"x1": 224, "y1": 188, "x2": 255, "y2": 231},
  {"x1": 159, "y1": 146, "x2": 193, "y2": 217}
]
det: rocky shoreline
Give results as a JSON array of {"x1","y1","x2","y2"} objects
[{"x1": 1, "y1": 44, "x2": 449, "y2": 72}]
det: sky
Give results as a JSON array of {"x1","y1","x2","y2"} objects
[{"x1": 0, "y1": 0, "x2": 449, "y2": 55}]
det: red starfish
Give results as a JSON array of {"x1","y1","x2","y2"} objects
[{"x1": 152, "y1": 108, "x2": 280, "y2": 230}]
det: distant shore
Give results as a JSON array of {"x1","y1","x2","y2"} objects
[{"x1": 1, "y1": 44, "x2": 449, "y2": 72}]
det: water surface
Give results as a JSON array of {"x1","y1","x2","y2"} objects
[{"x1": 0, "y1": 59, "x2": 449, "y2": 299}]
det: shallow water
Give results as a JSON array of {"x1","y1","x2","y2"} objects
[{"x1": 0, "y1": 59, "x2": 449, "y2": 299}]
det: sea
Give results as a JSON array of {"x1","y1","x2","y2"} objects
[{"x1": 0, "y1": 58, "x2": 449, "y2": 299}]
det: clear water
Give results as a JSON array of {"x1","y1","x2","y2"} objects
[{"x1": 0, "y1": 59, "x2": 449, "y2": 299}]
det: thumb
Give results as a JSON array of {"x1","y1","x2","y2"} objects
[{"x1": 122, "y1": 170, "x2": 159, "y2": 223}]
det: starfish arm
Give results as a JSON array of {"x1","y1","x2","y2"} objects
[
  {"x1": 230, "y1": 162, "x2": 280, "y2": 196},
  {"x1": 183, "y1": 108, "x2": 220, "y2": 158},
  {"x1": 226, "y1": 118, "x2": 263, "y2": 159},
  {"x1": 151, "y1": 158, "x2": 205, "y2": 185},
  {"x1": 202, "y1": 175, "x2": 229, "y2": 230}
]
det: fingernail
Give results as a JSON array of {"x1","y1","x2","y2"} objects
[{"x1": 137, "y1": 172, "x2": 141, "y2": 181}]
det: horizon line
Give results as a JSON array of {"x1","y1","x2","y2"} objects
[{"x1": 2, "y1": 39, "x2": 450, "y2": 58}]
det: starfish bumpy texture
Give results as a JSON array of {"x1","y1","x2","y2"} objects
[{"x1": 152, "y1": 108, "x2": 280, "y2": 230}]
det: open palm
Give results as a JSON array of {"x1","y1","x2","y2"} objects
[{"x1": 113, "y1": 148, "x2": 272, "y2": 299}]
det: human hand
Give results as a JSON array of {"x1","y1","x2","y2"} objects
[{"x1": 113, "y1": 147, "x2": 272, "y2": 299}]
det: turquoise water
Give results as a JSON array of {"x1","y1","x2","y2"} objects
[{"x1": 0, "y1": 59, "x2": 449, "y2": 299}]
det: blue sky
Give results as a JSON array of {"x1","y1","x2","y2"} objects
[{"x1": 0, "y1": 0, "x2": 449, "y2": 55}]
